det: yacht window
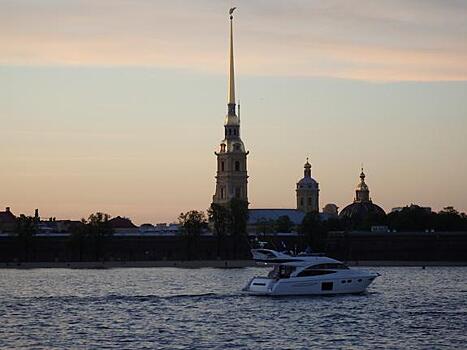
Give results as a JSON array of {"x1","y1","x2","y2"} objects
[
  {"x1": 321, "y1": 282, "x2": 333, "y2": 291},
  {"x1": 297, "y1": 269, "x2": 336, "y2": 277},
  {"x1": 309, "y1": 263, "x2": 349, "y2": 270},
  {"x1": 358, "y1": 279, "x2": 362, "y2": 282}
]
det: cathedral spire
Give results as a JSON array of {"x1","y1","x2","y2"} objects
[{"x1": 228, "y1": 7, "x2": 237, "y2": 116}]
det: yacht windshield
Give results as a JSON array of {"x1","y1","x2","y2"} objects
[{"x1": 267, "y1": 265, "x2": 295, "y2": 279}]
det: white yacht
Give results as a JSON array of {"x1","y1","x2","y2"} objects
[{"x1": 243, "y1": 249, "x2": 379, "y2": 296}]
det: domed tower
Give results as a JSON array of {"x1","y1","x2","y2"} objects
[
  {"x1": 296, "y1": 158, "x2": 319, "y2": 213},
  {"x1": 212, "y1": 8, "x2": 249, "y2": 205},
  {"x1": 355, "y1": 169, "x2": 370, "y2": 202},
  {"x1": 339, "y1": 167, "x2": 385, "y2": 220}
]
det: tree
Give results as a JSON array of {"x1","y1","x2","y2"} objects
[
  {"x1": 178, "y1": 210, "x2": 208, "y2": 260},
  {"x1": 228, "y1": 199, "x2": 249, "y2": 258},
  {"x1": 275, "y1": 215, "x2": 293, "y2": 233},
  {"x1": 84, "y1": 212, "x2": 113, "y2": 261},
  {"x1": 68, "y1": 220, "x2": 88, "y2": 261},
  {"x1": 14, "y1": 215, "x2": 38, "y2": 262},
  {"x1": 255, "y1": 218, "x2": 275, "y2": 236},
  {"x1": 207, "y1": 204, "x2": 230, "y2": 258},
  {"x1": 300, "y1": 212, "x2": 327, "y2": 252},
  {"x1": 179, "y1": 210, "x2": 208, "y2": 236},
  {"x1": 433, "y1": 207, "x2": 466, "y2": 231},
  {"x1": 228, "y1": 199, "x2": 249, "y2": 235},
  {"x1": 387, "y1": 205, "x2": 435, "y2": 231}
]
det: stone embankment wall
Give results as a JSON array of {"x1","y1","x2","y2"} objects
[{"x1": 0, "y1": 231, "x2": 466, "y2": 263}]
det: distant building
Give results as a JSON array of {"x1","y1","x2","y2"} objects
[
  {"x1": 391, "y1": 205, "x2": 431, "y2": 213},
  {"x1": 249, "y1": 209, "x2": 305, "y2": 225},
  {"x1": 323, "y1": 203, "x2": 339, "y2": 218},
  {"x1": 296, "y1": 158, "x2": 319, "y2": 213},
  {"x1": 108, "y1": 216, "x2": 137, "y2": 229},
  {"x1": 0, "y1": 207, "x2": 17, "y2": 233},
  {"x1": 339, "y1": 168, "x2": 385, "y2": 221}
]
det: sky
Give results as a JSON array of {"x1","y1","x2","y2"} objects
[{"x1": 1, "y1": 0, "x2": 466, "y2": 224}]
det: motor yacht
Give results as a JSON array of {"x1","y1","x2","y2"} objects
[{"x1": 243, "y1": 249, "x2": 379, "y2": 296}]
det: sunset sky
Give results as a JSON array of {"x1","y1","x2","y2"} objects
[{"x1": 1, "y1": 0, "x2": 466, "y2": 224}]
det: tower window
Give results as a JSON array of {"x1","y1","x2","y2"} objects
[
  {"x1": 300, "y1": 198, "x2": 304, "y2": 206},
  {"x1": 228, "y1": 129, "x2": 232, "y2": 135},
  {"x1": 235, "y1": 161, "x2": 240, "y2": 171},
  {"x1": 308, "y1": 197, "x2": 312, "y2": 205},
  {"x1": 233, "y1": 129, "x2": 237, "y2": 135},
  {"x1": 221, "y1": 188, "x2": 225, "y2": 199},
  {"x1": 235, "y1": 187, "x2": 241, "y2": 198},
  {"x1": 221, "y1": 161, "x2": 225, "y2": 172}
]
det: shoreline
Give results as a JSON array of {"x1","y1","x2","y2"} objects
[{"x1": 1, "y1": 260, "x2": 466, "y2": 269}]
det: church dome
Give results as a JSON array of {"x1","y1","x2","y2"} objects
[
  {"x1": 339, "y1": 201, "x2": 385, "y2": 220},
  {"x1": 297, "y1": 176, "x2": 318, "y2": 187},
  {"x1": 297, "y1": 158, "x2": 318, "y2": 188}
]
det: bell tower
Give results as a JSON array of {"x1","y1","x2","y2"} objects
[
  {"x1": 296, "y1": 158, "x2": 319, "y2": 213},
  {"x1": 212, "y1": 8, "x2": 249, "y2": 205}
]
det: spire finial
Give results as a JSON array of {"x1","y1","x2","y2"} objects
[
  {"x1": 227, "y1": 7, "x2": 237, "y2": 115},
  {"x1": 304, "y1": 157, "x2": 311, "y2": 177}
]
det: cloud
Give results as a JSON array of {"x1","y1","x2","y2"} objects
[{"x1": 0, "y1": 0, "x2": 466, "y2": 81}]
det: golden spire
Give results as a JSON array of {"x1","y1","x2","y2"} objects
[{"x1": 228, "y1": 8, "x2": 236, "y2": 113}]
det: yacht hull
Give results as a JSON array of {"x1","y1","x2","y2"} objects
[{"x1": 243, "y1": 272, "x2": 378, "y2": 296}]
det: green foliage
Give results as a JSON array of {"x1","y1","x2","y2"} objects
[
  {"x1": 68, "y1": 212, "x2": 113, "y2": 261},
  {"x1": 300, "y1": 212, "x2": 328, "y2": 251},
  {"x1": 434, "y1": 207, "x2": 466, "y2": 231},
  {"x1": 86, "y1": 212, "x2": 113, "y2": 238},
  {"x1": 385, "y1": 205, "x2": 467, "y2": 232},
  {"x1": 15, "y1": 215, "x2": 38, "y2": 238},
  {"x1": 207, "y1": 203, "x2": 230, "y2": 237},
  {"x1": 14, "y1": 215, "x2": 38, "y2": 262},
  {"x1": 228, "y1": 199, "x2": 249, "y2": 235},
  {"x1": 255, "y1": 218, "x2": 275, "y2": 235},
  {"x1": 178, "y1": 210, "x2": 208, "y2": 236},
  {"x1": 275, "y1": 215, "x2": 293, "y2": 233}
]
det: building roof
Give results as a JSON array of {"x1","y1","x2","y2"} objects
[
  {"x1": 108, "y1": 216, "x2": 137, "y2": 229},
  {"x1": 0, "y1": 208, "x2": 16, "y2": 224},
  {"x1": 249, "y1": 209, "x2": 305, "y2": 225}
]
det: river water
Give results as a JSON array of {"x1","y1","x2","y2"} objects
[{"x1": 0, "y1": 267, "x2": 465, "y2": 349}]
